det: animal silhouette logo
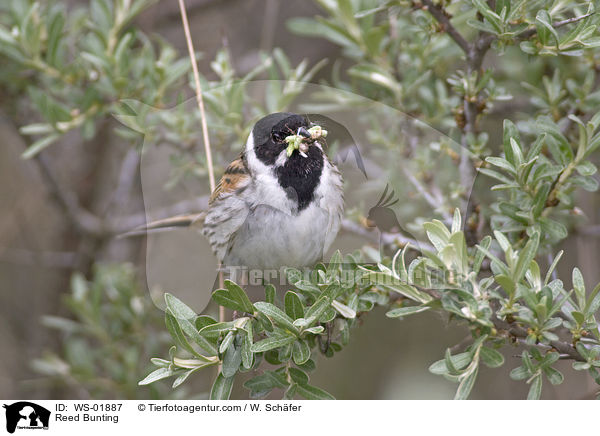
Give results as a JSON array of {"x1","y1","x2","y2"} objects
[
  {"x1": 3, "y1": 402, "x2": 50, "y2": 433},
  {"x1": 366, "y1": 184, "x2": 400, "y2": 233},
  {"x1": 366, "y1": 184, "x2": 421, "y2": 260}
]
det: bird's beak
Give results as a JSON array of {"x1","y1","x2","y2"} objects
[{"x1": 297, "y1": 126, "x2": 311, "y2": 139}]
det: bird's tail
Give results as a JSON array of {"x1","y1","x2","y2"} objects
[{"x1": 117, "y1": 212, "x2": 206, "y2": 238}]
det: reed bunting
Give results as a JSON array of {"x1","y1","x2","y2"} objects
[{"x1": 137, "y1": 112, "x2": 344, "y2": 271}]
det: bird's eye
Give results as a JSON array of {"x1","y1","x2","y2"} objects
[{"x1": 272, "y1": 131, "x2": 286, "y2": 143}]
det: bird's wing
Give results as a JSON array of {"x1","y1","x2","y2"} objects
[
  {"x1": 203, "y1": 155, "x2": 252, "y2": 262},
  {"x1": 209, "y1": 155, "x2": 251, "y2": 204},
  {"x1": 321, "y1": 160, "x2": 344, "y2": 255}
]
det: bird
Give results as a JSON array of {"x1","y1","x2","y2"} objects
[{"x1": 132, "y1": 112, "x2": 344, "y2": 276}]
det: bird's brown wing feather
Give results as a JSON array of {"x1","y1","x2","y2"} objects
[
  {"x1": 209, "y1": 155, "x2": 251, "y2": 204},
  {"x1": 203, "y1": 154, "x2": 252, "y2": 262}
]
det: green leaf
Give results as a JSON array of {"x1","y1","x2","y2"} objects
[
  {"x1": 572, "y1": 267, "x2": 585, "y2": 301},
  {"x1": 210, "y1": 373, "x2": 234, "y2": 400},
  {"x1": 287, "y1": 17, "x2": 358, "y2": 48},
  {"x1": 514, "y1": 232, "x2": 540, "y2": 282},
  {"x1": 20, "y1": 123, "x2": 55, "y2": 135},
  {"x1": 476, "y1": 245, "x2": 509, "y2": 276},
  {"x1": 250, "y1": 332, "x2": 297, "y2": 353},
  {"x1": 536, "y1": 10, "x2": 559, "y2": 48},
  {"x1": 429, "y1": 352, "x2": 472, "y2": 375},
  {"x1": 503, "y1": 119, "x2": 520, "y2": 165},
  {"x1": 219, "y1": 330, "x2": 235, "y2": 354},
  {"x1": 423, "y1": 220, "x2": 451, "y2": 251},
  {"x1": 226, "y1": 280, "x2": 255, "y2": 313},
  {"x1": 510, "y1": 366, "x2": 529, "y2": 380},
  {"x1": 572, "y1": 361, "x2": 591, "y2": 371},
  {"x1": 543, "y1": 367, "x2": 564, "y2": 385},
  {"x1": 241, "y1": 321, "x2": 253, "y2": 369},
  {"x1": 304, "y1": 326, "x2": 325, "y2": 335},
  {"x1": 222, "y1": 343, "x2": 241, "y2": 378},
  {"x1": 265, "y1": 284, "x2": 276, "y2": 304},
  {"x1": 527, "y1": 374, "x2": 542, "y2": 400},
  {"x1": 478, "y1": 168, "x2": 514, "y2": 184},
  {"x1": 473, "y1": 236, "x2": 491, "y2": 274},
  {"x1": 454, "y1": 364, "x2": 479, "y2": 400},
  {"x1": 292, "y1": 340, "x2": 311, "y2": 365},
  {"x1": 386, "y1": 305, "x2": 430, "y2": 318},
  {"x1": 254, "y1": 302, "x2": 298, "y2": 334},
  {"x1": 586, "y1": 283, "x2": 600, "y2": 315},
  {"x1": 544, "y1": 251, "x2": 563, "y2": 285},
  {"x1": 212, "y1": 280, "x2": 255, "y2": 313},
  {"x1": 532, "y1": 183, "x2": 550, "y2": 218},
  {"x1": 288, "y1": 367, "x2": 309, "y2": 385},
  {"x1": 165, "y1": 293, "x2": 197, "y2": 320},
  {"x1": 198, "y1": 321, "x2": 234, "y2": 340},
  {"x1": 331, "y1": 300, "x2": 356, "y2": 318},
  {"x1": 539, "y1": 217, "x2": 567, "y2": 240},
  {"x1": 21, "y1": 134, "x2": 60, "y2": 159},
  {"x1": 480, "y1": 347, "x2": 505, "y2": 368},
  {"x1": 139, "y1": 367, "x2": 179, "y2": 385},
  {"x1": 495, "y1": 274, "x2": 515, "y2": 298},
  {"x1": 166, "y1": 306, "x2": 218, "y2": 356},
  {"x1": 304, "y1": 295, "x2": 331, "y2": 322},
  {"x1": 195, "y1": 315, "x2": 217, "y2": 331},
  {"x1": 472, "y1": 0, "x2": 502, "y2": 32},
  {"x1": 467, "y1": 18, "x2": 499, "y2": 35},
  {"x1": 284, "y1": 291, "x2": 305, "y2": 320},
  {"x1": 296, "y1": 383, "x2": 335, "y2": 400},
  {"x1": 172, "y1": 369, "x2": 197, "y2": 389},
  {"x1": 348, "y1": 63, "x2": 402, "y2": 95},
  {"x1": 165, "y1": 310, "x2": 197, "y2": 356},
  {"x1": 366, "y1": 271, "x2": 432, "y2": 304},
  {"x1": 576, "y1": 161, "x2": 597, "y2": 176},
  {"x1": 244, "y1": 371, "x2": 287, "y2": 397}
]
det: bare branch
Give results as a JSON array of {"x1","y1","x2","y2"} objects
[
  {"x1": 113, "y1": 196, "x2": 209, "y2": 232},
  {"x1": 494, "y1": 318, "x2": 585, "y2": 362},
  {"x1": 420, "y1": 0, "x2": 470, "y2": 54},
  {"x1": 402, "y1": 167, "x2": 452, "y2": 223},
  {"x1": 517, "y1": 12, "x2": 595, "y2": 40},
  {"x1": 34, "y1": 153, "x2": 105, "y2": 237}
]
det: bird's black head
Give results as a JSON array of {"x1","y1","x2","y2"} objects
[
  {"x1": 251, "y1": 112, "x2": 325, "y2": 211},
  {"x1": 252, "y1": 112, "x2": 313, "y2": 165}
]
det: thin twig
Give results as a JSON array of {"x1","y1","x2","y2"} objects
[
  {"x1": 177, "y1": 0, "x2": 223, "y2": 330},
  {"x1": 116, "y1": 196, "x2": 209, "y2": 231},
  {"x1": 417, "y1": 1, "x2": 490, "y2": 213},
  {"x1": 402, "y1": 167, "x2": 452, "y2": 223},
  {"x1": 420, "y1": 0, "x2": 470, "y2": 54},
  {"x1": 177, "y1": 0, "x2": 216, "y2": 192},
  {"x1": 494, "y1": 318, "x2": 585, "y2": 362},
  {"x1": 34, "y1": 153, "x2": 104, "y2": 237},
  {"x1": 517, "y1": 12, "x2": 595, "y2": 40}
]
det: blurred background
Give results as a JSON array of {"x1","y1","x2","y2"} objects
[{"x1": 1, "y1": 0, "x2": 599, "y2": 400}]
